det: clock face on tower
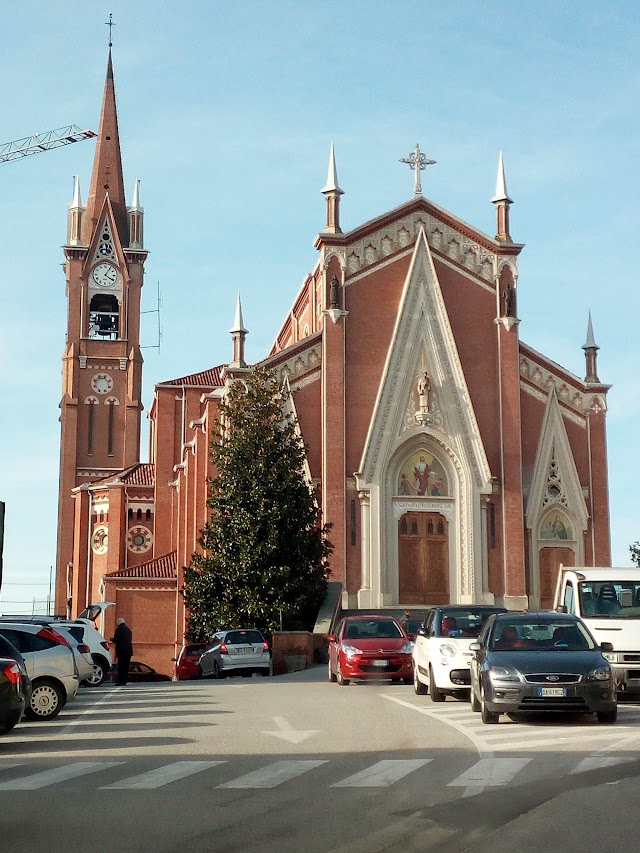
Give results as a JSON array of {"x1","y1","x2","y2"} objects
[
  {"x1": 91, "y1": 372, "x2": 113, "y2": 394},
  {"x1": 91, "y1": 262, "x2": 119, "y2": 288}
]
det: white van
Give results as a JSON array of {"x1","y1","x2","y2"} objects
[{"x1": 554, "y1": 567, "x2": 640, "y2": 694}]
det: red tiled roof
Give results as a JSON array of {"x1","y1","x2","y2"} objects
[
  {"x1": 89, "y1": 463, "x2": 155, "y2": 489},
  {"x1": 158, "y1": 366, "x2": 225, "y2": 388},
  {"x1": 105, "y1": 551, "x2": 177, "y2": 580}
]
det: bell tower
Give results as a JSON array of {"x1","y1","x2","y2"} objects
[{"x1": 55, "y1": 48, "x2": 148, "y2": 613}]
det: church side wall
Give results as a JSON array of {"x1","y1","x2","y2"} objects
[
  {"x1": 152, "y1": 387, "x2": 183, "y2": 558},
  {"x1": 292, "y1": 376, "x2": 322, "y2": 480}
]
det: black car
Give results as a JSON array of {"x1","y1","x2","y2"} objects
[
  {"x1": 107, "y1": 661, "x2": 171, "y2": 683},
  {"x1": 469, "y1": 612, "x2": 617, "y2": 724},
  {"x1": 0, "y1": 634, "x2": 31, "y2": 735}
]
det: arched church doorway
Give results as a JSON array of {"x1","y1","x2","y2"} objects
[
  {"x1": 537, "y1": 509, "x2": 576, "y2": 608},
  {"x1": 398, "y1": 511, "x2": 449, "y2": 604}
]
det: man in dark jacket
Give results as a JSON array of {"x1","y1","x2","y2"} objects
[{"x1": 112, "y1": 617, "x2": 133, "y2": 686}]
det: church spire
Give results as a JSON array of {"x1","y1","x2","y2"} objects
[
  {"x1": 491, "y1": 151, "x2": 513, "y2": 243},
  {"x1": 230, "y1": 294, "x2": 248, "y2": 368},
  {"x1": 582, "y1": 311, "x2": 600, "y2": 383},
  {"x1": 322, "y1": 143, "x2": 343, "y2": 234},
  {"x1": 83, "y1": 48, "x2": 128, "y2": 244}
]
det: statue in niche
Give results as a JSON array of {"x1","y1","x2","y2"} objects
[
  {"x1": 329, "y1": 275, "x2": 340, "y2": 309},
  {"x1": 417, "y1": 369, "x2": 431, "y2": 413},
  {"x1": 502, "y1": 284, "x2": 516, "y2": 318}
]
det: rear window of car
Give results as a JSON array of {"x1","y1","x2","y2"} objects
[
  {"x1": 0, "y1": 628, "x2": 58, "y2": 653},
  {"x1": 224, "y1": 630, "x2": 265, "y2": 645},
  {"x1": 66, "y1": 626, "x2": 85, "y2": 642},
  {"x1": 343, "y1": 620, "x2": 403, "y2": 640}
]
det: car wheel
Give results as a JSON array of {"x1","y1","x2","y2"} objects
[
  {"x1": 336, "y1": 664, "x2": 350, "y2": 686},
  {"x1": 213, "y1": 661, "x2": 224, "y2": 680},
  {"x1": 402, "y1": 677, "x2": 413, "y2": 685},
  {"x1": 25, "y1": 679, "x2": 65, "y2": 721},
  {"x1": 328, "y1": 659, "x2": 337, "y2": 683},
  {"x1": 261, "y1": 669, "x2": 270, "y2": 677},
  {"x1": 413, "y1": 665, "x2": 427, "y2": 695},
  {"x1": 470, "y1": 685, "x2": 481, "y2": 712},
  {"x1": 597, "y1": 707, "x2": 618, "y2": 724},
  {"x1": 84, "y1": 657, "x2": 108, "y2": 687},
  {"x1": 429, "y1": 666, "x2": 445, "y2": 702},
  {"x1": 480, "y1": 682, "x2": 499, "y2": 724}
]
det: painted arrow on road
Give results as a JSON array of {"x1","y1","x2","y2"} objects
[{"x1": 263, "y1": 716, "x2": 318, "y2": 744}]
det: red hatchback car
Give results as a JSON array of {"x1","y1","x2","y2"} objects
[
  {"x1": 328, "y1": 616, "x2": 414, "y2": 685},
  {"x1": 173, "y1": 643, "x2": 208, "y2": 680}
]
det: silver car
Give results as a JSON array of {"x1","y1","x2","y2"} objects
[
  {"x1": 199, "y1": 629, "x2": 271, "y2": 678},
  {"x1": 0, "y1": 622, "x2": 79, "y2": 720}
]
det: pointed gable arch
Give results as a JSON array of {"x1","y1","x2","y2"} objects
[
  {"x1": 358, "y1": 227, "x2": 491, "y2": 490},
  {"x1": 525, "y1": 387, "x2": 588, "y2": 535}
]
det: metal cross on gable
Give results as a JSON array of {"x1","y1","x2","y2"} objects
[{"x1": 400, "y1": 143, "x2": 436, "y2": 198}]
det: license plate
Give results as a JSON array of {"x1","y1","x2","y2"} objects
[
  {"x1": 372, "y1": 659, "x2": 388, "y2": 667},
  {"x1": 234, "y1": 648, "x2": 253, "y2": 654},
  {"x1": 538, "y1": 687, "x2": 566, "y2": 697}
]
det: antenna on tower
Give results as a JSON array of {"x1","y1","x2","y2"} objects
[{"x1": 141, "y1": 280, "x2": 162, "y2": 351}]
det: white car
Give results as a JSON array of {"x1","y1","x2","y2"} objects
[
  {"x1": 0, "y1": 622, "x2": 79, "y2": 719},
  {"x1": 412, "y1": 606, "x2": 507, "y2": 701}
]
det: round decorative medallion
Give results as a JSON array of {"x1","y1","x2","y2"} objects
[
  {"x1": 91, "y1": 373, "x2": 113, "y2": 394},
  {"x1": 127, "y1": 525, "x2": 153, "y2": 554},
  {"x1": 91, "y1": 525, "x2": 109, "y2": 555}
]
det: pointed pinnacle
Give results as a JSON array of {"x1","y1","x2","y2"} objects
[
  {"x1": 322, "y1": 142, "x2": 343, "y2": 195},
  {"x1": 130, "y1": 178, "x2": 142, "y2": 210},
  {"x1": 582, "y1": 311, "x2": 599, "y2": 350},
  {"x1": 230, "y1": 294, "x2": 248, "y2": 334},
  {"x1": 70, "y1": 175, "x2": 84, "y2": 209},
  {"x1": 491, "y1": 151, "x2": 513, "y2": 204}
]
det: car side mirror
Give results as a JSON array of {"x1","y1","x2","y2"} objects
[
  {"x1": 469, "y1": 641, "x2": 481, "y2": 652},
  {"x1": 328, "y1": 634, "x2": 336, "y2": 643},
  {"x1": 555, "y1": 605, "x2": 568, "y2": 614},
  {"x1": 600, "y1": 642, "x2": 614, "y2": 652}
]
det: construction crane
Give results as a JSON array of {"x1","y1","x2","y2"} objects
[{"x1": 0, "y1": 125, "x2": 96, "y2": 165}]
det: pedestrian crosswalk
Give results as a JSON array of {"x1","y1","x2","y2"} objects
[
  {"x1": 383, "y1": 694, "x2": 640, "y2": 753},
  {"x1": 0, "y1": 753, "x2": 636, "y2": 793}
]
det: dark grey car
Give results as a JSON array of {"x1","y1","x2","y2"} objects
[{"x1": 469, "y1": 612, "x2": 617, "y2": 724}]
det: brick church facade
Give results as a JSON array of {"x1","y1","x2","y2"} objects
[{"x1": 55, "y1": 52, "x2": 611, "y2": 675}]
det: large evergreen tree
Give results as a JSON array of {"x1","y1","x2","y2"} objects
[{"x1": 183, "y1": 367, "x2": 332, "y2": 641}]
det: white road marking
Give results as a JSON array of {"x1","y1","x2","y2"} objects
[
  {"x1": 263, "y1": 716, "x2": 318, "y2": 743},
  {"x1": 60, "y1": 689, "x2": 125, "y2": 735},
  {"x1": 572, "y1": 755, "x2": 636, "y2": 774},
  {"x1": 218, "y1": 760, "x2": 327, "y2": 788},
  {"x1": 101, "y1": 760, "x2": 226, "y2": 789},
  {"x1": 0, "y1": 761, "x2": 123, "y2": 790},
  {"x1": 331, "y1": 759, "x2": 432, "y2": 788},
  {"x1": 448, "y1": 757, "x2": 531, "y2": 796}
]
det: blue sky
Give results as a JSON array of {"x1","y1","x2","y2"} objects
[{"x1": 1, "y1": 1, "x2": 639, "y2": 613}]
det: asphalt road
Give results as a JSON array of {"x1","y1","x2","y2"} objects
[{"x1": 2, "y1": 666, "x2": 640, "y2": 852}]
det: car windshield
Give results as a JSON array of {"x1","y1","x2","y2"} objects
[
  {"x1": 224, "y1": 630, "x2": 264, "y2": 645},
  {"x1": 437, "y1": 610, "x2": 499, "y2": 638},
  {"x1": 343, "y1": 620, "x2": 403, "y2": 640},
  {"x1": 489, "y1": 620, "x2": 595, "y2": 651},
  {"x1": 579, "y1": 581, "x2": 640, "y2": 619}
]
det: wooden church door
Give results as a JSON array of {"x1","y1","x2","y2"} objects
[
  {"x1": 539, "y1": 547, "x2": 575, "y2": 609},
  {"x1": 398, "y1": 512, "x2": 449, "y2": 604}
]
